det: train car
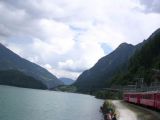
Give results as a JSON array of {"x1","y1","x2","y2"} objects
[
  {"x1": 129, "y1": 93, "x2": 140, "y2": 104},
  {"x1": 124, "y1": 91, "x2": 160, "y2": 110},
  {"x1": 140, "y1": 92, "x2": 155, "y2": 108},
  {"x1": 123, "y1": 92, "x2": 141, "y2": 104}
]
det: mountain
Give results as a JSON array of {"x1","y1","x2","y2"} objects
[
  {"x1": 74, "y1": 42, "x2": 137, "y2": 93},
  {"x1": 0, "y1": 43, "x2": 63, "y2": 89},
  {"x1": 74, "y1": 28, "x2": 160, "y2": 94},
  {"x1": 111, "y1": 28, "x2": 160, "y2": 85},
  {"x1": 59, "y1": 77, "x2": 74, "y2": 85},
  {"x1": 0, "y1": 70, "x2": 46, "y2": 89}
]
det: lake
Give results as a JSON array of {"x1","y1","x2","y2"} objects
[{"x1": 0, "y1": 85, "x2": 103, "y2": 120}]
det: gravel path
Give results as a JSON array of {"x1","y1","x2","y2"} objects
[
  {"x1": 112, "y1": 100, "x2": 137, "y2": 120},
  {"x1": 112, "y1": 100, "x2": 160, "y2": 120}
]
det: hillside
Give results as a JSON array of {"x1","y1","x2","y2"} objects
[
  {"x1": 74, "y1": 28, "x2": 160, "y2": 94},
  {"x1": 59, "y1": 77, "x2": 74, "y2": 85},
  {"x1": 0, "y1": 43, "x2": 63, "y2": 89},
  {"x1": 111, "y1": 28, "x2": 160, "y2": 85},
  {"x1": 0, "y1": 70, "x2": 46, "y2": 89},
  {"x1": 74, "y1": 42, "x2": 137, "y2": 93}
]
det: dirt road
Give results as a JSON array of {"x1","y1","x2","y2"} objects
[{"x1": 112, "y1": 100, "x2": 160, "y2": 120}]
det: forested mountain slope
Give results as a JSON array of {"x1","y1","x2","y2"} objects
[
  {"x1": 111, "y1": 28, "x2": 160, "y2": 85},
  {"x1": 0, "y1": 43, "x2": 63, "y2": 89},
  {"x1": 74, "y1": 43, "x2": 136, "y2": 93},
  {"x1": 0, "y1": 70, "x2": 46, "y2": 89}
]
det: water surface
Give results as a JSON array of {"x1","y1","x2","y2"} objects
[{"x1": 0, "y1": 85, "x2": 103, "y2": 120}]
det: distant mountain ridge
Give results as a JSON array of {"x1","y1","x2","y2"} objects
[
  {"x1": 74, "y1": 42, "x2": 137, "y2": 93},
  {"x1": 0, "y1": 43, "x2": 63, "y2": 89},
  {"x1": 59, "y1": 77, "x2": 74, "y2": 85}
]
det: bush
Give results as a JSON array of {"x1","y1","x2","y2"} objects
[{"x1": 102, "y1": 100, "x2": 116, "y2": 113}]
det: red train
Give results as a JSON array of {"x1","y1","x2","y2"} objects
[{"x1": 123, "y1": 91, "x2": 160, "y2": 110}]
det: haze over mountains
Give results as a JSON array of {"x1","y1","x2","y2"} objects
[
  {"x1": 74, "y1": 28, "x2": 160, "y2": 93},
  {"x1": 59, "y1": 78, "x2": 74, "y2": 85},
  {"x1": 0, "y1": 43, "x2": 63, "y2": 89}
]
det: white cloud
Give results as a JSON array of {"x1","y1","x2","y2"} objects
[
  {"x1": 0, "y1": 0, "x2": 160, "y2": 79},
  {"x1": 59, "y1": 59, "x2": 74, "y2": 70},
  {"x1": 138, "y1": 0, "x2": 160, "y2": 13},
  {"x1": 37, "y1": 19, "x2": 75, "y2": 54},
  {"x1": 44, "y1": 63, "x2": 79, "y2": 80}
]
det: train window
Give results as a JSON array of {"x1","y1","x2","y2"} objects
[
  {"x1": 143, "y1": 94, "x2": 147, "y2": 99},
  {"x1": 143, "y1": 94, "x2": 153, "y2": 99},
  {"x1": 148, "y1": 94, "x2": 152, "y2": 99},
  {"x1": 143, "y1": 95, "x2": 145, "y2": 99},
  {"x1": 146, "y1": 95, "x2": 149, "y2": 99},
  {"x1": 142, "y1": 95, "x2": 144, "y2": 99},
  {"x1": 144, "y1": 94, "x2": 147, "y2": 99},
  {"x1": 130, "y1": 95, "x2": 135, "y2": 98}
]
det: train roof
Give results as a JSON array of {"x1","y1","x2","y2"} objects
[{"x1": 124, "y1": 91, "x2": 160, "y2": 94}]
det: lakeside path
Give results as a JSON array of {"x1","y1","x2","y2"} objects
[
  {"x1": 112, "y1": 100, "x2": 160, "y2": 120},
  {"x1": 112, "y1": 100, "x2": 137, "y2": 120}
]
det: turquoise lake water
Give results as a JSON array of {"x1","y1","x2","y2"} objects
[{"x1": 0, "y1": 85, "x2": 103, "y2": 120}]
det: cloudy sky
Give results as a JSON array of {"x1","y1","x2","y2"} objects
[{"x1": 0, "y1": 0, "x2": 160, "y2": 80}]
